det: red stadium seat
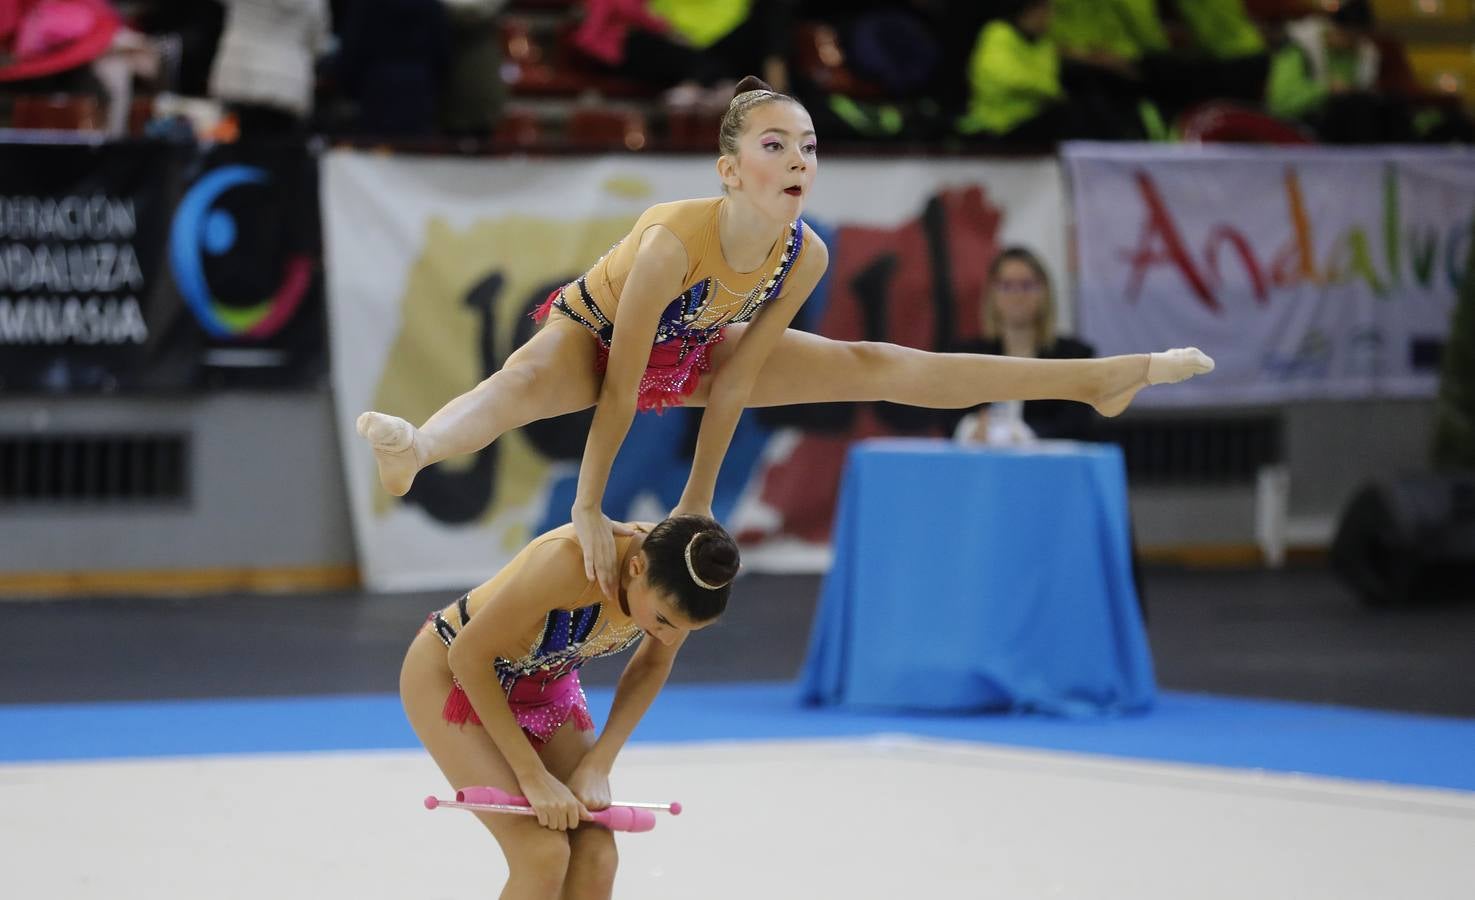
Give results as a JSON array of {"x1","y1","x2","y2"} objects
[
  {"x1": 550, "y1": 19, "x2": 657, "y2": 99},
  {"x1": 792, "y1": 21, "x2": 885, "y2": 100},
  {"x1": 501, "y1": 18, "x2": 583, "y2": 95},
  {"x1": 492, "y1": 108, "x2": 545, "y2": 148},
  {"x1": 566, "y1": 107, "x2": 648, "y2": 151},
  {"x1": 10, "y1": 94, "x2": 102, "y2": 130},
  {"x1": 663, "y1": 106, "x2": 721, "y2": 152},
  {"x1": 127, "y1": 95, "x2": 155, "y2": 136},
  {"x1": 501, "y1": 18, "x2": 656, "y2": 99},
  {"x1": 1177, "y1": 101, "x2": 1318, "y2": 144}
]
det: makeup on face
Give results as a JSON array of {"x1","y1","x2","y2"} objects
[{"x1": 737, "y1": 104, "x2": 817, "y2": 214}]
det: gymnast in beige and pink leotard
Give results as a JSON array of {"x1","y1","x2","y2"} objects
[{"x1": 533, "y1": 197, "x2": 805, "y2": 411}]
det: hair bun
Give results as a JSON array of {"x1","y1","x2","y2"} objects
[
  {"x1": 694, "y1": 530, "x2": 741, "y2": 586},
  {"x1": 733, "y1": 75, "x2": 774, "y2": 98}
]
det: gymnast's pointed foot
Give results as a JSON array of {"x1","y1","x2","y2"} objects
[
  {"x1": 1092, "y1": 348, "x2": 1215, "y2": 418},
  {"x1": 356, "y1": 411, "x2": 423, "y2": 496}
]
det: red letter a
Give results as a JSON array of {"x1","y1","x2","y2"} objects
[{"x1": 1118, "y1": 171, "x2": 1220, "y2": 313}]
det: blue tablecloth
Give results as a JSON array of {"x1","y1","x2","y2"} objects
[{"x1": 798, "y1": 438, "x2": 1155, "y2": 717}]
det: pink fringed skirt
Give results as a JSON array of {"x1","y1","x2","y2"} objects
[
  {"x1": 533, "y1": 288, "x2": 722, "y2": 413},
  {"x1": 442, "y1": 669, "x2": 594, "y2": 750}
]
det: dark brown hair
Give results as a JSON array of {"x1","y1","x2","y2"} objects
[{"x1": 642, "y1": 515, "x2": 740, "y2": 622}]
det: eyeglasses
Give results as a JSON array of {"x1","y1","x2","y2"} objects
[{"x1": 993, "y1": 278, "x2": 1043, "y2": 294}]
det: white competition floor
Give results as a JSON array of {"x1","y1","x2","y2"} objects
[
  {"x1": 5, "y1": 683, "x2": 1475, "y2": 898},
  {"x1": 5, "y1": 733, "x2": 1475, "y2": 899}
]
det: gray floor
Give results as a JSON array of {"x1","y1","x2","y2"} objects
[{"x1": 4, "y1": 565, "x2": 1474, "y2": 718}]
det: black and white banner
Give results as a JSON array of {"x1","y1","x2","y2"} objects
[{"x1": 0, "y1": 140, "x2": 324, "y2": 392}]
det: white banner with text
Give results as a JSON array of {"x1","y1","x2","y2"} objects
[
  {"x1": 1066, "y1": 143, "x2": 1474, "y2": 406},
  {"x1": 322, "y1": 151, "x2": 1067, "y2": 590}
]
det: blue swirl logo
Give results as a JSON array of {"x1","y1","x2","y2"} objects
[{"x1": 169, "y1": 165, "x2": 311, "y2": 339}]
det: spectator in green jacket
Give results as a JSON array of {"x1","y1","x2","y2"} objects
[
  {"x1": 1266, "y1": 0, "x2": 1377, "y2": 120},
  {"x1": 1051, "y1": 0, "x2": 1264, "y2": 68},
  {"x1": 956, "y1": 0, "x2": 1068, "y2": 143},
  {"x1": 1050, "y1": 0, "x2": 1269, "y2": 135},
  {"x1": 1264, "y1": 0, "x2": 1418, "y2": 143}
]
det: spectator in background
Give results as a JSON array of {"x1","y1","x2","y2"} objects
[
  {"x1": 92, "y1": 16, "x2": 164, "y2": 136},
  {"x1": 1047, "y1": 0, "x2": 1160, "y2": 138},
  {"x1": 955, "y1": 0, "x2": 1070, "y2": 144},
  {"x1": 334, "y1": 0, "x2": 449, "y2": 137},
  {"x1": 573, "y1": 0, "x2": 793, "y2": 109},
  {"x1": 209, "y1": 0, "x2": 331, "y2": 139},
  {"x1": 1049, "y1": 0, "x2": 1268, "y2": 139},
  {"x1": 128, "y1": 0, "x2": 224, "y2": 97},
  {"x1": 0, "y1": 0, "x2": 120, "y2": 113},
  {"x1": 569, "y1": 0, "x2": 698, "y2": 103},
  {"x1": 943, "y1": 246, "x2": 1096, "y2": 446},
  {"x1": 955, "y1": 0, "x2": 1133, "y2": 144},
  {"x1": 650, "y1": 0, "x2": 791, "y2": 96},
  {"x1": 1143, "y1": 0, "x2": 1268, "y2": 118},
  {"x1": 946, "y1": 244, "x2": 1149, "y2": 617},
  {"x1": 792, "y1": 0, "x2": 944, "y2": 142},
  {"x1": 1265, "y1": 0, "x2": 1417, "y2": 144},
  {"x1": 919, "y1": 0, "x2": 996, "y2": 123},
  {"x1": 441, "y1": 0, "x2": 506, "y2": 136},
  {"x1": 834, "y1": 2, "x2": 939, "y2": 100}
]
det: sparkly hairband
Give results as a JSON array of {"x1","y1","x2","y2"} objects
[
  {"x1": 684, "y1": 533, "x2": 732, "y2": 590},
  {"x1": 731, "y1": 88, "x2": 778, "y2": 107}
]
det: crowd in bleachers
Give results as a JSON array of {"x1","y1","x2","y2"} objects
[{"x1": 1, "y1": 0, "x2": 1471, "y2": 149}]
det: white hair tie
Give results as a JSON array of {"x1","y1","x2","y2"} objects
[{"x1": 684, "y1": 533, "x2": 731, "y2": 590}]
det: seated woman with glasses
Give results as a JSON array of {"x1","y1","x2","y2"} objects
[{"x1": 944, "y1": 245, "x2": 1096, "y2": 445}]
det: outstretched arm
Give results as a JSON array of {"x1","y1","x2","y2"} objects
[
  {"x1": 676, "y1": 230, "x2": 829, "y2": 515},
  {"x1": 574, "y1": 224, "x2": 688, "y2": 601}
]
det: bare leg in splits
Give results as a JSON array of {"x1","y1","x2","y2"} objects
[
  {"x1": 357, "y1": 316, "x2": 603, "y2": 496},
  {"x1": 358, "y1": 318, "x2": 1212, "y2": 496}
]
